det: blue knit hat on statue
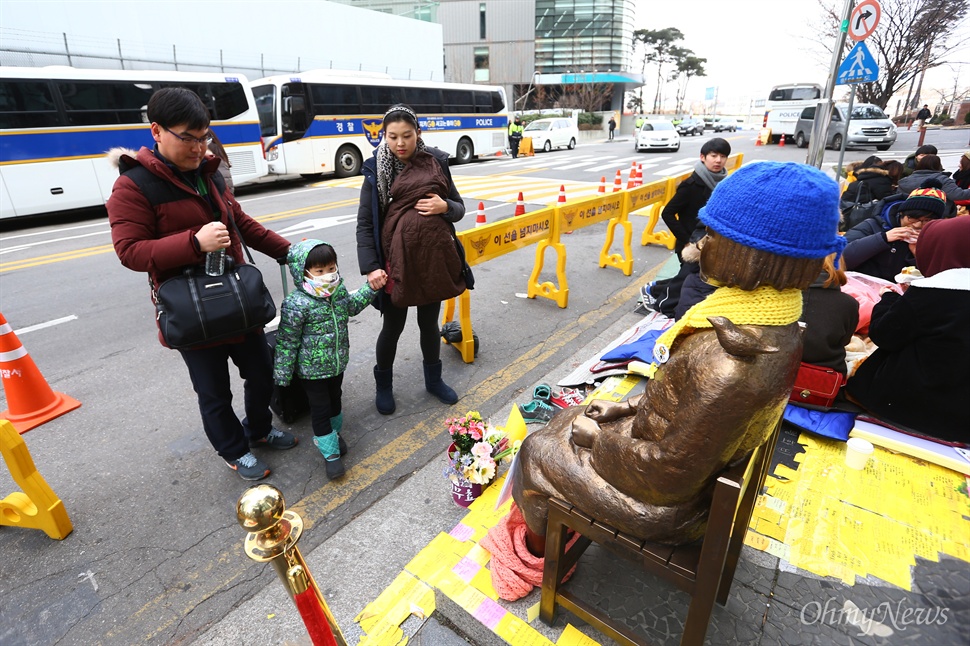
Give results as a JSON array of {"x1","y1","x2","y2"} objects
[{"x1": 699, "y1": 161, "x2": 845, "y2": 259}]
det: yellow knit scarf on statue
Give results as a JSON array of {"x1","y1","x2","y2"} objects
[{"x1": 647, "y1": 286, "x2": 803, "y2": 372}]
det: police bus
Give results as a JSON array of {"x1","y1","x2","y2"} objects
[
  {"x1": 250, "y1": 70, "x2": 508, "y2": 178},
  {"x1": 0, "y1": 67, "x2": 267, "y2": 219}
]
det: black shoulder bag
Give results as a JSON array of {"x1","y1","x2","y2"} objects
[
  {"x1": 841, "y1": 182, "x2": 884, "y2": 232},
  {"x1": 131, "y1": 167, "x2": 276, "y2": 349}
]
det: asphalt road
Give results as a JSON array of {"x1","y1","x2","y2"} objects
[{"x1": 0, "y1": 126, "x2": 966, "y2": 645}]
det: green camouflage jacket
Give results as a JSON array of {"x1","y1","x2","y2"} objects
[{"x1": 273, "y1": 239, "x2": 377, "y2": 385}]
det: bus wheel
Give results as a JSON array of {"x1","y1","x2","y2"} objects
[
  {"x1": 455, "y1": 138, "x2": 474, "y2": 164},
  {"x1": 335, "y1": 145, "x2": 363, "y2": 177}
]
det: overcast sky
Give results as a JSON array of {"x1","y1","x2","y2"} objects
[
  {"x1": 1, "y1": 0, "x2": 967, "y2": 113},
  {"x1": 639, "y1": 0, "x2": 970, "y2": 112}
]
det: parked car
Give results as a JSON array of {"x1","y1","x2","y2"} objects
[
  {"x1": 522, "y1": 118, "x2": 578, "y2": 152},
  {"x1": 676, "y1": 118, "x2": 705, "y2": 136},
  {"x1": 635, "y1": 120, "x2": 680, "y2": 152},
  {"x1": 793, "y1": 103, "x2": 896, "y2": 151},
  {"x1": 712, "y1": 117, "x2": 738, "y2": 132}
]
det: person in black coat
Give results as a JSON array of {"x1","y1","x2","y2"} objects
[
  {"x1": 660, "y1": 137, "x2": 731, "y2": 259},
  {"x1": 842, "y1": 179, "x2": 948, "y2": 282},
  {"x1": 841, "y1": 159, "x2": 903, "y2": 205},
  {"x1": 846, "y1": 216, "x2": 970, "y2": 443},
  {"x1": 800, "y1": 256, "x2": 859, "y2": 375},
  {"x1": 953, "y1": 151, "x2": 970, "y2": 190}
]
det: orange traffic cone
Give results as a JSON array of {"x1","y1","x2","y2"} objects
[
  {"x1": 779, "y1": 134, "x2": 786, "y2": 147},
  {"x1": 636, "y1": 164, "x2": 644, "y2": 187},
  {"x1": 475, "y1": 202, "x2": 487, "y2": 226},
  {"x1": 612, "y1": 169, "x2": 623, "y2": 192},
  {"x1": 755, "y1": 135, "x2": 764, "y2": 146},
  {"x1": 0, "y1": 313, "x2": 81, "y2": 433},
  {"x1": 514, "y1": 192, "x2": 526, "y2": 216},
  {"x1": 598, "y1": 176, "x2": 606, "y2": 193},
  {"x1": 559, "y1": 186, "x2": 573, "y2": 234},
  {"x1": 626, "y1": 165, "x2": 638, "y2": 190}
]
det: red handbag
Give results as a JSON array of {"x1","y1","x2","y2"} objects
[{"x1": 789, "y1": 363, "x2": 845, "y2": 408}]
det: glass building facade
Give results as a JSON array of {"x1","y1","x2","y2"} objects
[{"x1": 534, "y1": 0, "x2": 636, "y2": 74}]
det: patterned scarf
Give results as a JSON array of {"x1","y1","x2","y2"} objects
[{"x1": 376, "y1": 137, "x2": 428, "y2": 214}]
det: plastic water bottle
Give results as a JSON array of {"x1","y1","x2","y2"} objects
[{"x1": 205, "y1": 248, "x2": 226, "y2": 276}]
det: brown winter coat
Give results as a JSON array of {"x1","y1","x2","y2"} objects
[{"x1": 381, "y1": 152, "x2": 465, "y2": 307}]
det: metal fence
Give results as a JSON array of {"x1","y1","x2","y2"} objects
[{"x1": 0, "y1": 27, "x2": 440, "y2": 80}]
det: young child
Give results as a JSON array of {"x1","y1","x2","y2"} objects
[{"x1": 274, "y1": 239, "x2": 378, "y2": 479}]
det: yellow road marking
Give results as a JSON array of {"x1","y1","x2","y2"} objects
[
  {"x1": 110, "y1": 261, "x2": 665, "y2": 643},
  {"x1": 0, "y1": 199, "x2": 360, "y2": 274}
]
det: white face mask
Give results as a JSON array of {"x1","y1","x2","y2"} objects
[{"x1": 303, "y1": 270, "x2": 341, "y2": 297}]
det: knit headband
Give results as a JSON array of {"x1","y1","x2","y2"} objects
[{"x1": 383, "y1": 105, "x2": 417, "y2": 122}]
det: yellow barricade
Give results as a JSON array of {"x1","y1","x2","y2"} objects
[
  {"x1": 443, "y1": 208, "x2": 556, "y2": 362},
  {"x1": 442, "y1": 153, "x2": 745, "y2": 363},
  {"x1": 636, "y1": 153, "x2": 744, "y2": 248}
]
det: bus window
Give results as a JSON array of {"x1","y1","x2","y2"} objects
[
  {"x1": 474, "y1": 90, "x2": 494, "y2": 114},
  {"x1": 281, "y1": 83, "x2": 309, "y2": 138},
  {"x1": 405, "y1": 87, "x2": 442, "y2": 113},
  {"x1": 209, "y1": 82, "x2": 250, "y2": 120},
  {"x1": 360, "y1": 86, "x2": 405, "y2": 114},
  {"x1": 310, "y1": 84, "x2": 360, "y2": 115},
  {"x1": 490, "y1": 90, "x2": 505, "y2": 113},
  {"x1": 57, "y1": 80, "x2": 153, "y2": 126},
  {"x1": 252, "y1": 84, "x2": 277, "y2": 137},
  {"x1": 0, "y1": 80, "x2": 61, "y2": 128},
  {"x1": 443, "y1": 89, "x2": 474, "y2": 113}
]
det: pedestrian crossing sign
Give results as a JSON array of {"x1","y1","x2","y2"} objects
[{"x1": 838, "y1": 41, "x2": 879, "y2": 85}]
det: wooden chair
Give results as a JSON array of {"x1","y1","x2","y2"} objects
[{"x1": 539, "y1": 421, "x2": 780, "y2": 646}]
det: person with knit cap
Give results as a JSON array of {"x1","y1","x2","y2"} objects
[
  {"x1": 843, "y1": 179, "x2": 948, "y2": 282},
  {"x1": 496, "y1": 162, "x2": 843, "y2": 596},
  {"x1": 902, "y1": 143, "x2": 937, "y2": 177},
  {"x1": 847, "y1": 216, "x2": 970, "y2": 443},
  {"x1": 897, "y1": 154, "x2": 970, "y2": 211}
]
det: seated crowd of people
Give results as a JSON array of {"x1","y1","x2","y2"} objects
[{"x1": 643, "y1": 144, "x2": 970, "y2": 445}]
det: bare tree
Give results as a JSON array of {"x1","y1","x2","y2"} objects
[
  {"x1": 811, "y1": 0, "x2": 969, "y2": 110},
  {"x1": 569, "y1": 78, "x2": 616, "y2": 114}
]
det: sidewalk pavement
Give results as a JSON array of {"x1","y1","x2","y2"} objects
[{"x1": 194, "y1": 298, "x2": 968, "y2": 646}]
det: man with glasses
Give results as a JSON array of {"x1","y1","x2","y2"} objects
[{"x1": 107, "y1": 87, "x2": 294, "y2": 481}]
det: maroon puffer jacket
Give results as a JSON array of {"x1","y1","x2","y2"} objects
[{"x1": 107, "y1": 146, "x2": 289, "y2": 345}]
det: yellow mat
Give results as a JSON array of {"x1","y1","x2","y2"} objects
[{"x1": 746, "y1": 433, "x2": 970, "y2": 589}]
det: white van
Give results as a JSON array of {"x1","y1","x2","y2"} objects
[
  {"x1": 523, "y1": 118, "x2": 579, "y2": 152},
  {"x1": 793, "y1": 103, "x2": 896, "y2": 151}
]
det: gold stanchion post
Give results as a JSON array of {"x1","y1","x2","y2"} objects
[{"x1": 236, "y1": 484, "x2": 347, "y2": 646}]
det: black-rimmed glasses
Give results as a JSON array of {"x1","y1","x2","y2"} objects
[{"x1": 163, "y1": 126, "x2": 213, "y2": 147}]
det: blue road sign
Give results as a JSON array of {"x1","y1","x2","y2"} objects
[{"x1": 838, "y1": 41, "x2": 879, "y2": 85}]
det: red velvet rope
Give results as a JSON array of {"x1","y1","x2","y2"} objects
[{"x1": 293, "y1": 588, "x2": 338, "y2": 646}]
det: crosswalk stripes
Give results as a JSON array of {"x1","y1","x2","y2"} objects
[
  {"x1": 314, "y1": 156, "x2": 701, "y2": 205},
  {"x1": 652, "y1": 163, "x2": 693, "y2": 176},
  {"x1": 583, "y1": 155, "x2": 659, "y2": 173}
]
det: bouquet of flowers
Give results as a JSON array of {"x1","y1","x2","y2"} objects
[{"x1": 444, "y1": 411, "x2": 517, "y2": 485}]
